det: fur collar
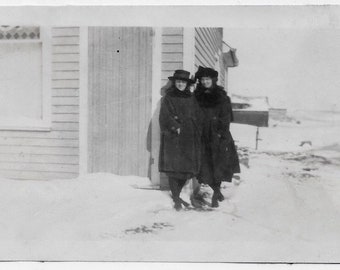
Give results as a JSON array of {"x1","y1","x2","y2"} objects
[
  {"x1": 166, "y1": 86, "x2": 192, "y2": 98},
  {"x1": 194, "y1": 85, "x2": 228, "y2": 107}
]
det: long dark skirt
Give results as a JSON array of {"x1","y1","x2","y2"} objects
[
  {"x1": 197, "y1": 134, "x2": 240, "y2": 186},
  {"x1": 166, "y1": 172, "x2": 194, "y2": 180}
]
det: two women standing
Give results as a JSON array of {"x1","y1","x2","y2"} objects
[{"x1": 159, "y1": 67, "x2": 240, "y2": 210}]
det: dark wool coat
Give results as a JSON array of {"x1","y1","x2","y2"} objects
[
  {"x1": 194, "y1": 85, "x2": 241, "y2": 184},
  {"x1": 159, "y1": 87, "x2": 203, "y2": 179}
]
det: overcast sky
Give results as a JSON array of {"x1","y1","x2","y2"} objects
[
  {"x1": 0, "y1": 5, "x2": 338, "y2": 112},
  {"x1": 224, "y1": 10, "x2": 340, "y2": 111}
]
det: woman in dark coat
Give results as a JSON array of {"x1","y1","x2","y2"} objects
[
  {"x1": 194, "y1": 66, "x2": 240, "y2": 208},
  {"x1": 159, "y1": 70, "x2": 203, "y2": 211}
]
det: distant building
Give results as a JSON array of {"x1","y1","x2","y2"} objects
[
  {"x1": 269, "y1": 108, "x2": 287, "y2": 121},
  {"x1": 231, "y1": 94, "x2": 270, "y2": 127}
]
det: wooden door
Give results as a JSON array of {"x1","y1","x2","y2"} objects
[{"x1": 88, "y1": 27, "x2": 153, "y2": 176}]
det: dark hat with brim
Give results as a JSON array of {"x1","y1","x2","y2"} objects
[
  {"x1": 168, "y1": 69, "x2": 195, "y2": 84},
  {"x1": 194, "y1": 66, "x2": 219, "y2": 80}
]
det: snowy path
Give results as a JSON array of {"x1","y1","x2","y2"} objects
[{"x1": 0, "y1": 146, "x2": 339, "y2": 262}]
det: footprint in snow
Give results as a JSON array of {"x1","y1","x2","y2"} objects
[{"x1": 124, "y1": 222, "x2": 174, "y2": 235}]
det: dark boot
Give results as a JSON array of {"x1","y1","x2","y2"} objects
[
  {"x1": 211, "y1": 192, "x2": 219, "y2": 208},
  {"x1": 210, "y1": 182, "x2": 223, "y2": 208},
  {"x1": 210, "y1": 182, "x2": 224, "y2": 201},
  {"x1": 215, "y1": 189, "x2": 225, "y2": 202},
  {"x1": 177, "y1": 179, "x2": 190, "y2": 208},
  {"x1": 168, "y1": 178, "x2": 182, "y2": 211},
  {"x1": 174, "y1": 200, "x2": 182, "y2": 211}
]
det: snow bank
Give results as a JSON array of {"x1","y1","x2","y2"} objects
[
  {"x1": 231, "y1": 110, "x2": 340, "y2": 152},
  {"x1": 230, "y1": 123, "x2": 258, "y2": 148},
  {"x1": 0, "y1": 110, "x2": 339, "y2": 262},
  {"x1": 0, "y1": 155, "x2": 339, "y2": 262}
]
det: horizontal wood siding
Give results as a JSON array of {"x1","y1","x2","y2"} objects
[
  {"x1": 161, "y1": 28, "x2": 183, "y2": 87},
  {"x1": 194, "y1": 27, "x2": 226, "y2": 87},
  {"x1": 0, "y1": 27, "x2": 80, "y2": 180}
]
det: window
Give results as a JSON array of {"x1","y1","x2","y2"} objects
[{"x1": 0, "y1": 26, "x2": 51, "y2": 131}]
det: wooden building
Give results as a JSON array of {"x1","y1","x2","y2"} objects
[
  {"x1": 269, "y1": 108, "x2": 287, "y2": 122},
  {"x1": 0, "y1": 26, "x2": 229, "y2": 187},
  {"x1": 231, "y1": 94, "x2": 270, "y2": 127}
]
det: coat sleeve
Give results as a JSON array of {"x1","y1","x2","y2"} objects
[
  {"x1": 217, "y1": 97, "x2": 232, "y2": 137},
  {"x1": 159, "y1": 96, "x2": 181, "y2": 133}
]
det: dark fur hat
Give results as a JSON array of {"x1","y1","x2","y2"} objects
[{"x1": 194, "y1": 66, "x2": 219, "y2": 80}]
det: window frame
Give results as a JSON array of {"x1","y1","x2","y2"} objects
[{"x1": 0, "y1": 26, "x2": 51, "y2": 131}]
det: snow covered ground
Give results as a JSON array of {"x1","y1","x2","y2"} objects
[{"x1": 0, "y1": 110, "x2": 339, "y2": 262}]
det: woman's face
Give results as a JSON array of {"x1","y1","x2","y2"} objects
[
  {"x1": 175, "y1": 80, "x2": 188, "y2": 91},
  {"x1": 200, "y1": 77, "x2": 213, "y2": 88}
]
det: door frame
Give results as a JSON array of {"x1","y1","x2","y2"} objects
[{"x1": 79, "y1": 26, "x2": 89, "y2": 175}]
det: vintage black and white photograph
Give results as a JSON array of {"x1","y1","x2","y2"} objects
[{"x1": 0, "y1": 4, "x2": 339, "y2": 264}]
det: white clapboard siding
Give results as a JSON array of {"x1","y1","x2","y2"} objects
[
  {"x1": 52, "y1": 88, "x2": 79, "y2": 97},
  {"x1": 53, "y1": 62, "x2": 79, "y2": 71},
  {"x1": 52, "y1": 71, "x2": 79, "y2": 80},
  {"x1": 0, "y1": 145, "x2": 79, "y2": 155},
  {"x1": 162, "y1": 44, "x2": 183, "y2": 53},
  {"x1": 162, "y1": 62, "x2": 183, "y2": 71},
  {"x1": 52, "y1": 113, "x2": 79, "y2": 122},
  {"x1": 0, "y1": 131, "x2": 79, "y2": 139},
  {"x1": 52, "y1": 79, "x2": 79, "y2": 89},
  {"x1": 0, "y1": 163, "x2": 79, "y2": 173},
  {"x1": 52, "y1": 97, "x2": 79, "y2": 106},
  {"x1": 0, "y1": 27, "x2": 80, "y2": 180},
  {"x1": 52, "y1": 53, "x2": 79, "y2": 62},
  {"x1": 194, "y1": 27, "x2": 226, "y2": 86},
  {"x1": 52, "y1": 37, "x2": 80, "y2": 45},
  {"x1": 0, "y1": 137, "x2": 78, "y2": 147},
  {"x1": 0, "y1": 170, "x2": 78, "y2": 180},
  {"x1": 52, "y1": 45, "x2": 80, "y2": 54},
  {"x1": 162, "y1": 35, "x2": 183, "y2": 44},
  {"x1": 52, "y1": 105, "x2": 79, "y2": 114},
  {"x1": 161, "y1": 27, "x2": 183, "y2": 88},
  {"x1": 162, "y1": 52, "x2": 183, "y2": 62},
  {"x1": 0, "y1": 153, "x2": 79, "y2": 164}
]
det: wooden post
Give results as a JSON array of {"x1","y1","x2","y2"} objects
[
  {"x1": 79, "y1": 26, "x2": 89, "y2": 175},
  {"x1": 150, "y1": 27, "x2": 162, "y2": 187},
  {"x1": 255, "y1": 126, "x2": 260, "y2": 150}
]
